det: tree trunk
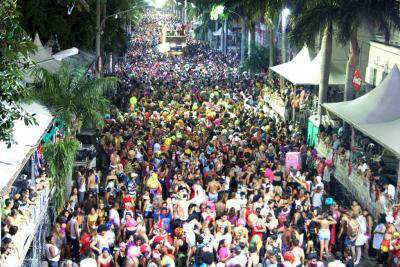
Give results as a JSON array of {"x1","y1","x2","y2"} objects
[
  {"x1": 248, "y1": 23, "x2": 255, "y2": 59},
  {"x1": 223, "y1": 18, "x2": 227, "y2": 54},
  {"x1": 184, "y1": 0, "x2": 187, "y2": 24},
  {"x1": 100, "y1": 1, "x2": 107, "y2": 62},
  {"x1": 127, "y1": 20, "x2": 131, "y2": 35},
  {"x1": 344, "y1": 33, "x2": 360, "y2": 101},
  {"x1": 208, "y1": 29, "x2": 212, "y2": 47},
  {"x1": 109, "y1": 52, "x2": 113, "y2": 73},
  {"x1": 248, "y1": 28, "x2": 251, "y2": 58},
  {"x1": 221, "y1": 20, "x2": 225, "y2": 52},
  {"x1": 318, "y1": 22, "x2": 333, "y2": 116},
  {"x1": 240, "y1": 19, "x2": 246, "y2": 63},
  {"x1": 343, "y1": 32, "x2": 360, "y2": 136},
  {"x1": 96, "y1": 0, "x2": 101, "y2": 77},
  {"x1": 215, "y1": 20, "x2": 218, "y2": 50},
  {"x1": 250, "y1": 24, "x2": 256, "y2": 45},
  {"x1": 280, "y1": 23, "x2": 288, "y2": 89},
  {"x1": 281, "y1": 27, "x2": 287, "y2": 63},
  {"x1": 268, "y1": 27, "x2": 274, "y2": 78}
]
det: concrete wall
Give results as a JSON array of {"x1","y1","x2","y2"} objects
[{"x1": 365, "y1": 41, "x2": 400, "y2": 86}]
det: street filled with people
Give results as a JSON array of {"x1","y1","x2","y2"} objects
[{"x1": 42, "y1": 13, "x2": 400, "y2": 267}]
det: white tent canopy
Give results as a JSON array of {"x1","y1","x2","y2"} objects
[
  {"x1": 0, "y1": 102, "x2": 53, "y2": 194},
  {"x1": 269, "y1": 46, "x2": 312, "y2": 83},
  {"x1": 270, "y1": 46, "x2": 345, "y2": 85},
  {"x1": 31, "y1": 34, "x2": 80, "y2": 72},
  {"x1": 25, "y1": 34, "x2": 81, "y2": 82},
  {"x1": 213, "y1": 28, "x2": 233, "y2": 36},
  {"x1": 323, "y1": 65, "x2": 400, "y2": 156},
  {"x1": 31, "y1": 33, "x2": 61, "y2": 72}
]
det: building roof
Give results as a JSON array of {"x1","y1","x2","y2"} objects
[{"x1": 0, "y1": 102, "x2": 53, "y2": 195}]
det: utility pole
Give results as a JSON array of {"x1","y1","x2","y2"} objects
[{"x1": 96, "y1": 0, "x2": 101, "y2": 77}]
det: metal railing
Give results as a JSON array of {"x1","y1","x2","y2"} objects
[
  {"x1": 316, "y1": 140, "x2": 385, "y2": 218},
  {"x1": 1, "y1": 186, "x2": 50, "y2": 267}
]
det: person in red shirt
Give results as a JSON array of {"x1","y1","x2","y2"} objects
[{"x1": 79, "y1": 229, "x2": 91, "y2": 256}]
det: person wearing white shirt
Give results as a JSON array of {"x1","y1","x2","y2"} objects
[
  {"x1": 109, "y1": 203, "x2": 121, "y2": 229},
  {"x1": 384, "y1": 183, "x2": 396, "y2": 201},
  {"x1": 358, "y1": 162, "x2": 369, "y2": 173},
  {"x1": 311, "y1": 186, "x2": 323, "y2": 209},
  {"x1": 226, "y1": 195, "x2": 243, "y2": 211},
  {"x1": 153, "y1": 142, "x2": 161, "y2": 152}
]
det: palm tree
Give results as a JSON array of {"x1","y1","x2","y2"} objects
[
  {"x1": 290, "y1": 0, "x2": 342, "y2": 115},
  {"x1": 264, "y1": 0, "x2": 283, "y2": 77},
  {"x1": 31, "y1": 63, "x2": 118, "y2": 135},
  {"x1": 31, "y1": 64, "x2": 117, "y2": 206},
  {"x1": 337, "y1": 0, "x2": 400, "y2": 101},
  {"x1": 222, "y1": 0, "x2": 266, "y2": 59}
]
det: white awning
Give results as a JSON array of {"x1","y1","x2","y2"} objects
[
  {"x1": 0, "y1": 102, "x2": 53, "y2": 194},
  {"x1": 323, "y1": 65, "x2": 400, "y2": 156}
]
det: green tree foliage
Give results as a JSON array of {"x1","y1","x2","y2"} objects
[
  {"x1": 241, "y1": 42, "x2": 271, "y2": 73},
  {"x1": 17, "y1": 0, "x2": 147, "y2": 54},
  {"x1": 0, "y1": 0, "x2": 37, "y2": 147},
  {"x1": 43, "y1": 137, "x2": 79, "y2": 211},
  {"x1": 335, "y1": 0, "x2": 400, "y2": 101},
  {"x1": 17, "y1": 0, "x2": 97, "y2": 51},
  {"x1": 31, "y1": 63, "x2": 118, "y2": 134},
  {"x1": 289, "y1": 0, "x2": 341, "y2": 49},
  {"x1": 101, "y1": 0, "x2": 149, "y2": 55}
]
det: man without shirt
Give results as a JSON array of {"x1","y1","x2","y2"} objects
[{"x1": 207, "y1": 178, "x2": 222, "y2": 203}]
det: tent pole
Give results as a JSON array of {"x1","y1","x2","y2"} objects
[{"x1": 397, "y1": 161, "x2": 400, "y2": 202}]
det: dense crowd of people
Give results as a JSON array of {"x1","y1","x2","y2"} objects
[{"x1": 39, "y1": 13, "x2": 400, "y2": 267}]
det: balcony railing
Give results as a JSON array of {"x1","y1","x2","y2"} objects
[
  {"x1": 1, "y1": 183, "x2": 50, "y2": 267},
  {"x1": 316, "y1": 139, "x2": 386, "y2": 218}
]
